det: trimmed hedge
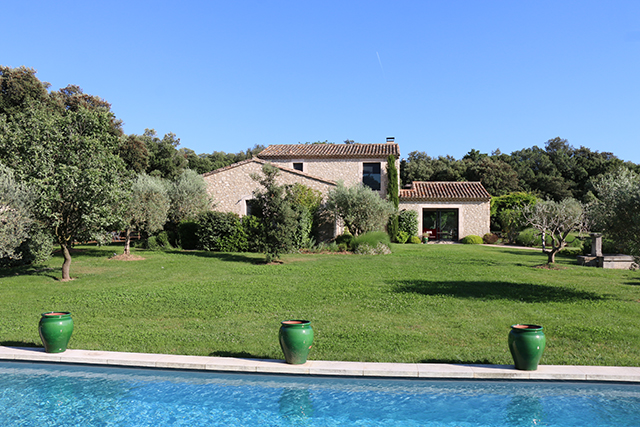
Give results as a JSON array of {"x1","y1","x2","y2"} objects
[{"x1": 461, "y1": 235, "x2": 483, "y2": 244}]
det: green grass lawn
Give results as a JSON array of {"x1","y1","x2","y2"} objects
[{"x1": 1, "y1": 243, "x2": 639, "y2": 366}]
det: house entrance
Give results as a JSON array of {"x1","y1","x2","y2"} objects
[{"x1": 422, "y1": 209, "x2": 459, "y2": 241}]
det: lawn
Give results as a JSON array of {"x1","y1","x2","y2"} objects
[{"x1": 1, "y1": 243, "x2": 639, "y2": 366}]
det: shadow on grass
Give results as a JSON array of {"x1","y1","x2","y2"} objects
[
  {"x1": 0, "y1": 266, "x2": 59, "y2": 280},
  {"x1": 393, "y1": 280, "x2": 603, "y2": 303},
  {"x1": 176, "y1": 251, "x2": 266, "y2": 264},
  {"x1": 419, "y1": 357, "x2": 495, "y2": 364},
  {"x1": 209, "y1": 350, "x2": 272, "y2": 359},
  {"x1": 0, "y1": 341, "x2": 40, "y2": 348}
]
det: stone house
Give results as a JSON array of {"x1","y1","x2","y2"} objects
[{"x1": 202, "y1": 139, "x2": 491, "y2": 240}]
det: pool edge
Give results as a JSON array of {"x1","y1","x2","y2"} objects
[{"x1": 1, "y1": 346, "x2": 639, "y2": 383}]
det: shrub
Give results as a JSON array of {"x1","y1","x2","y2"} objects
[
  {"x1": 352, "y1": 232, "x2": 391, "y2": 252},
  {"x1": 559, "y1": 247, "x2": 582, "y2": 256},
  {"x1": 515, "y1": 228, "x2": 551, "y2": 247},
  {"x1": 396, "y1": 231, "x2": 409, "y2": 244},
  {"x1": 325, "y1": 183, "x2": 395, "y2": 236},
  {"x1": 461, "y1": 235, "x2": 483, "y2": 244},
  {"x1": 483, "y1": 233, "x2": 500, "y2": 244},
  {"x1": 335, "y1": 233, "x2": 355, "y2": 250},
  {"x1": 145, "y1": 236, "x2": 159, "y2": 250},
  {"x1": 177, "y1": 221, "x2": 200, "y2": 250},
  {"x1": 156, "y1": 231, "x2": 171, "y2": 248},
  {"x1": 354, "y1": 242, "x2": 392, "y2": 255},
  {"x1": 241, "y1": 215, "x2": 263, "y2": 253},
  {"x1": 197, "y1": 211, "x2": 247, "y2": 252},
  {"x1": 398, "y1": 209, "x2": 419, "y2": 237},
  {"x1": 410, "y1": 236, "x2": 422, "y2": 244}
]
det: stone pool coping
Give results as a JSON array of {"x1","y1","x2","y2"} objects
[{"x1": 1, "y1": 346, "x2": 639, "y2": 382}]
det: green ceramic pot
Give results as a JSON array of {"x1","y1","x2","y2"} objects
[
  {"x1": 279, "y1": 320, "x2": 314, "y2": 364},
  {"x1": 508, "y1": 324, "x2": 545, "y2": 370},
  {"x1": 39, "y1": 312, "x2": 74, "y2": 353}
]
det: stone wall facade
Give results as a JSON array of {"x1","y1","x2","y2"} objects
[
  {"x1": 203, "y1": 159, "x2": 337, "y2": 216},
  {"x1": 267, "y1": 157, "x2": 399, "y2": 199},
  {"x1": 399, "y1": 200, "x2": 490, "y2": 239}
]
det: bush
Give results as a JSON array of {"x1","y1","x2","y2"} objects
[
  {"x1": 483, "y1": 233, "x2": 500, "y2": 244},
  {"x1": 197, "y1": 211, "x2": 247, "y2": 252},
  {"x1": 410, "y1": 236, "x2": 422, "y2": 244},
  {"x1": 335, "y1": 233, "x2": 355, "y2": 250},
  {"x1": 354, "y1": 242, "x2": 392, "y2": 255},
  {"x1": 241, "y1": 215, "x2": 264, "y2": 253},
  {"x1": 145, "y1": 236, "x2": 159, "y2": 250},
  {"x1": 156, "y1": 231, "x2": 171, "y2": 248},
  {"x1": 515, "y1": 228, "x2": 550, "y2": 247},
  {"x1": 396, "y1": 231, "x2": 409, "y2": 244},
  {"x1": 177, "y1": 221, "x2": 200, "y2": 250},
  {"x1": 461, "y1": 235, "x2": 483, "y2": 244},
  {"x1": 398, "y1": 209, "x2": 419, "y2": 237},
  {"x1": 352, "y1": 232, "x2": 391, "y2": 252},
  {"x1": 560, "y1": 247, "x2": 582, "y2": 256}
]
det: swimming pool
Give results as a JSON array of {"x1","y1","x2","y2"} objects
[{"x1": 1, "y1": 361, "x2": 639, "y2": 426}]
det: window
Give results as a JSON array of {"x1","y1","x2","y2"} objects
[
  {"x1": 423, "y1": 209, "x2": 458, "y2": 241},
  {"x1": 293, "y1": 162, "x2": 303, "y2": 171},
  {"x1": 363, "y1": 163, "x2": 381, "y2": 191},
  {"x1": 245, "y1": 199, "x2": 256, "y2": 216}
]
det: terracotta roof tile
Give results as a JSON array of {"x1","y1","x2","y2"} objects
[
  {"x1": 399, "y1": 181, "x2": 491, "y2": 201},
  {"x1": 258, "y1": 143, "x2": 400, "y2": 159}
]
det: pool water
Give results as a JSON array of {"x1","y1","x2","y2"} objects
[{"x1": 1, "y1": 362, "x2": 639, "y2": 426}]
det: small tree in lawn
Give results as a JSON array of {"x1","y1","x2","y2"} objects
[
  {"x1": 520, "y1": 198, "x2": 588, "y2": 264},
  {"x1": 251, "y1": 164, "x2": 297, "y2": 263},
  {"x1": 325, "y1": 183, "x2": 395, "y2": 236},
  {"x1": 0, "y1": 164, "x2": 37, "y2": 263},
  {"x1": 122, "y1": 174, "x2": 170, "y2": 255}
]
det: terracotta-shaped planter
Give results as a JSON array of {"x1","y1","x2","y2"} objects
[
  {"x1": 508, "y1": 324, "x2": 545, "y2": 370},
  {"x1": 39, "y1": 312, "x2": 74, "y2": 353},
  {"x1": 279, "y1": 320, "x2": 314, "y2": 364}
]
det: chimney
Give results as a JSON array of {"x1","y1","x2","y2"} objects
[{"x1": 386, "y1": 136, "x2": 395, "y2": 143}]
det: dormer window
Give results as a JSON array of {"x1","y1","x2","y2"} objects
[
  {"x1": 293, "y1": 162, "x2": 303, "y2": 171},
  {"x1": 363, "y1": 163, "x2": 381, "y2": 191}
]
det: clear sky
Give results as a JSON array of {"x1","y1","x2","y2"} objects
[{"x1": 2, "y1": 1, "x2": 639, "y2": 163}]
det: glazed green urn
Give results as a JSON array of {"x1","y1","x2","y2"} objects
[
  {"x1": 39, "y1": 312, "x2": 74, "y2": 353},
  {"x1": 508, "y1": 324, "x2": 545, "y2": 370},
  {"x1": 279, "y1": 320, "x2": 314, "y2": 364}
]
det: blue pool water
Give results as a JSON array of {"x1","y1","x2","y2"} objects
[{"x1": 1, "y1": 362, "x2": 639, "y2": 426}]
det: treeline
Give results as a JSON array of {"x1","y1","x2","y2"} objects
[
  {"x1": 120, "y1": 130, "x2": 264, "y2": 179},
  {"x1": 401, "y1": 139, "x2": 640, "y2": 201}
]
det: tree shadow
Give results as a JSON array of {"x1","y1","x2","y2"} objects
[
  {"x1": 175, "y1": 251, "x2": 266, "y2": 264},
  {"x1": 209, "y1": 350, "x2": 272, "y2": 359},
  {"x1": 625, "y1": 277, "x2": 640, "y2": 286},
  {"x1": 393, "y1": 280, "x2": 603, "y2": 303},
  {"x1": 0, "y1": 266, "x2": 59, "y2": 280}
]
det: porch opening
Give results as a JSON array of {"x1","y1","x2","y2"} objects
[{"x1": 423, "y1": 209, "x2": 459, "y2": 241}]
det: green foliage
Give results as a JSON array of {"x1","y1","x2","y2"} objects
[
  {"x1": 142, "y1": 129, "x2": 188, "y2": 180},
  {"x1": 156, "y1": 231, "x2": 171, "y2": 248},
  {"x1": 0, "y1": 164, "x2": 36, "y2": 262},
  {"x1": 461, "y1": 235, "x2": 483, "y2": 244},
  {"x1": 334, "y1": 234, "x2": 355, "y2": 250},
  {"x1": 325, "y1": 183, "x2": 395, "y2": 236},
  {"x1": 396, "y1": 231, "x2": 409, "y2": 244},
  {"x1": 167, "y1": 169, "x2": 211, "y2": 224},
  {"x1": 284, "y1": 183, "x2": 322, "y2": 249},
  {"x1": 590, "y1": 168, "x2": 640, "y2": 256},
  {"x1": 409, "y1": 235, "x2": 422, "y2": 244},
  {"x1": 515, "y1": 228, "x2": 550, "y2": 247},
  {"x1": 177, "y1": 221, "x2": 200, "y2": 250},
  {"x1": 386, "y1": 155, "x2": 400, "y2": 242},
  {"x1": 398, "y1": 209, "x2": 419, "y2": 237},
  {"x1": 251, "y1": 164, "x2": 297, "y2": 262},
  {"x1": 241, "y1": 215, "x2": 263, "y2": 253},
  {"x1": 197, "y1": 211, "x2": 247, "y2": 252},
  {"x1": 144, "y1": 236, "x2": 159, "y2": 250},
  {"x1": 520, "y1": 198, "x2": 588, "y2": 263},
  {"x1": 352, "y1": 231, "x2": 391, "y2": 253},
  {"x1": 483, "y1": 233, "x2": 500, "y2": 244}
]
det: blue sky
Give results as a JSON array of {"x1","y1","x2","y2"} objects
[{"x1": 3, "y1": 1, "x2": 639, "y2": 163}]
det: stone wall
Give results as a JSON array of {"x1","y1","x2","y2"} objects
[
  {"x1": 267, "y1": 157, "x2": 399, "y2": 198},
  {"x1": 398, "y1": 200, "x2": 490, "y2": 239},
  {"x1": 203, "y1": 160, "x2": 336, "y2": 216}
]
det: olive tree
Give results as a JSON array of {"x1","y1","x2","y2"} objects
[
  {"x1": 520, "y1": 198, "x2": 588, "y2": 264},
  {"x1": 325, "y1": 183, "x2": 395, "y2": 236},
  {"x1": 167, "y1": 169, "x2": 212, "y2": 224},
  {"x1": 122, "y1": 174, "x2": 170, "y2": 254},
  {"x1": 589, "y1": 168, "x2": 640, "y2": 256},
  {"x1": 0, "y1": 164, "x2": 34, "y2": 261}
]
